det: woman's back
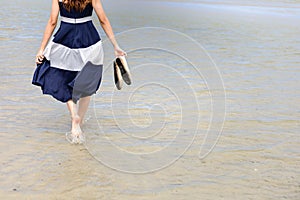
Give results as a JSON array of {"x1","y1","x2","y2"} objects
[
  {"x1": 52, "y1": 0, "x2": 101, "y2": 53},
  {"x1": 59, "y1": 0, "x2": 93, "y2": 18}
]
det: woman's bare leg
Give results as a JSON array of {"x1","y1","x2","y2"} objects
[
  {"x1": 77, "y1": 96, "x2": 91, "y2": 125},
  {"x1": 67, "y1": 99, "x2": 77, "y2": 119},
  {"x1": 65, "y1": 96, "x2": 90, "y2": 144},
  {"x1": 67, "y1": 100, "x2": 81, "y2": 128},
  {"x1": 66, "y1": 100, "x2": 82, "y2": 143}
]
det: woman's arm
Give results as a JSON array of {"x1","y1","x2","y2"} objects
[
  {"x1": 36, "y1": 0, "x2": 59, "y2": 64},
  {"x1": 92, "y1": 0, "x2": 126, "y2": 57}
]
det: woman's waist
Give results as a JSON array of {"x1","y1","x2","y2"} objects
[{"x1": 60, "y1": 16, "x2": 93, "y2": 24}]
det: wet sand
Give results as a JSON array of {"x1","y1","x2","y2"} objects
[{"x1": 0, "y1": 0, "x2": 299, "y2": 199}]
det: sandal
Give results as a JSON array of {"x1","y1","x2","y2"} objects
[
  {"x1": 114, "y1": 60, "x2": 123, "y2": 90},
  {"x1": 115, "y1": 56, "x2": 132, "y2": 85}
]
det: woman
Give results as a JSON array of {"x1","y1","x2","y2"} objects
[{"x1": 32, "y1": 0, "x2": 126, "y2": 144}]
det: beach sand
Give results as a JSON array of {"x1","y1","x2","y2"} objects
[{"x1": 0, "y1": 0, "x2": 299, "y2": 199}]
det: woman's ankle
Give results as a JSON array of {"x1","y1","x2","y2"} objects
[
  {"x1": 72, "y1": 115, "x2": 81, "y2": 123},
  {"x1": 71, "y1": 115, "x2": 82, "y2": 131}
]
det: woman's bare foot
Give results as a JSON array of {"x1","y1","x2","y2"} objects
[{"x1": 66, "y1": 115, "x2": 85, "y2": 144}]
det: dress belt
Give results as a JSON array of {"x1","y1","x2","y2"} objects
[{"x1": 61, "y1": 16, "x2": 92, "y2": 24}]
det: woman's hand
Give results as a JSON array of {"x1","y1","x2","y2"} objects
[
  {"x1": 35, "y1": 50, "x2": 45, "y2": 64},
  {"x1": 114, "y1": 46, "x2": 127, "y2": 57}
]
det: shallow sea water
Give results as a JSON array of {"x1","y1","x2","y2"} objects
[{"x1": 0, "y1": 0, "x2": 299, "y2": 199}]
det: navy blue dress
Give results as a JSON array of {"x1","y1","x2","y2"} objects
[{"x1": 32, "y1": 1, "x2": 103, "y2": 103}]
